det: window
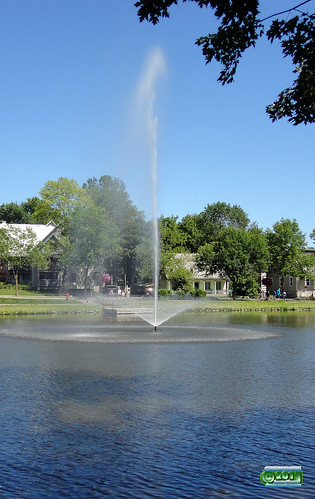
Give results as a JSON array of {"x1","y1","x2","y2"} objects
[
  {"x1": 289, "y1": 277, "x2": 293, "y2": 287},
  {"x1": 216, "y1": 281, "x2": 222, "y2": 291},
  {"x1": 279, "y1": 277, "x2": 284, "y2": 287},
  {"x1": 205, "y1": 281, "x2": 211, "y2": 291},
  {"x1": 305, "y1": 278, "x2": 310, "y2": 287},
  {"x1": 194, "y1": 282, "x2": 199, "y2": 289},
  {"x1": 39, "y1": 271, "x2": 58, "y2": 280}
]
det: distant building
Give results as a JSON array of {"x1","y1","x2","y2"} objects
[
  {"x1": 0, "y1": 221, "x2": 59, "y2": 289},
  {"x1": 0, "y1": 222, "x2": 103, "y2": 294},
  {"x1": 264, "y1": 248, "x2": 315, "y2": 298},
  {"x1": 160, "y1": 253, "x2": 230, "y2": 295}
]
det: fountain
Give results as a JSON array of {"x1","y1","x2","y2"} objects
[{"x1": 103, "y1": 48, "x2": 199, "y2": 329}]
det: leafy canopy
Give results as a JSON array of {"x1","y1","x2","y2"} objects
[
  {"x1": 197, "y1": 225, "x2": 269, "y2": 298},
  {"x1": 135, "y1": 0, "x2": 315, "y2": 125},
  {"x1": 266, "y1": 218, "x2": 307, "y2": 278},
  {"x1": 0, "y1": 225, "x2": 52, "y2": 295}
]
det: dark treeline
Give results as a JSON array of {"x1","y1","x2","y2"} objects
[
  {"x1": 0, "y1": 176, "x2": 154, "y2": 290},
  {"x1": 159, "y1": 202, "x2": 315, "y2": 298},
  {"x1": 1, "y1": 179, "x2": 315, "y2": 297}
]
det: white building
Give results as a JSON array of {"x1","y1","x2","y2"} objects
[{"x1": 160, "y1": 253, "x2": 230, "y2": 295}]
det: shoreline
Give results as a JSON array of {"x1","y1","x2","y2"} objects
[{"x1": 1, "y1": 296, "x2": 315, "y2": 317}]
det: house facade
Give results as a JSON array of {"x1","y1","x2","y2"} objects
[
  {"x1": 261, "y1": 248, "x2": 315, "y2": 298},
  {"x1": 0, "y1": 221, "x2": 59, "y2": 289},
  {"x1": 160, "y1": 253, "x2": 230, "y2": 296},
  {"x1": 0, "y1": 222, "x2": 103, "y2": 294}
]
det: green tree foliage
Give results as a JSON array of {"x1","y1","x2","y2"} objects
[
  {"x1": 0, "y1": 198, "x2": 45, "y2": 224},
  {"x1": 159, "y1": 215, "x2": 187, "y2": 252},
  {"x1": 197, "y1": 226, "x2": 269, "y2": 298},
  {"x1": 177, "y1": 201, "x2": 250, "y2": 252},
  {"x1": 163, "y1": 254, "x2": 193, "y2": 293},
  {"x1": 36, "y1": 177, "x2": 87, "y2": 231},
  {"x1": 134, "y1": 234, "x2": 154, "y2": 284},
  {"x1": 83, "y1": 176, "x2": 148, "y2": 286},
  {"x1": 178, "y1": 213, "x2": 204, "y2": 252},
  {"x1": 70, "y1": 202, "x2": 120, "y2": 292},
  {"x1": 0, "y1": 225, "x2": 52, "y2": 296},
  {"x1": 0, "y1": 202, "x2": 30, "y2": 223},
  {"x1": 199, "y1": 201, "x2": 250, "y2": 241},
  {"x1": 135, "y1": 0, "x2": 315, "y2": 125},
  {"x1": 266, "y1": 218, "x2": 308, "y2": 286},
  {"x1": 21, "y1": 197, "x2": 49, "y2": 223}
]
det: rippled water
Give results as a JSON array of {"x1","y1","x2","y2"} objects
[{"x1": 0, "y1": 312, "x2": 314, "y2": 497}]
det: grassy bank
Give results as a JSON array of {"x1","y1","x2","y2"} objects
[
  {"x1": 0, "y1": 290, "x2": 102, "y2": 316},
  {"x1": 194, "y1": 298, "x2": 315, "y2": 313},
  {"x1": 1, "y1": 289, "x2": 315, "y2": 316},
  {"x1": 0, "y1": 303, "x2": 101, "y2": 316}
]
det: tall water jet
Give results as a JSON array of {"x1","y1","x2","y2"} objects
[
  {"x1": 107, "y1": 48, "x2": 200, "y2": 328},
  {"x1": 136, "y1": 47, "x2": 166, "y2": 327}
]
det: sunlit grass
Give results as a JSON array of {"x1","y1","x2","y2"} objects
[
  {"x1": 193, "y1": 298, "x2": 315, "y2": 312},
  {"x1": 1, "y1": 290, "x2": 315, "y2": 317},
  {"x1": 0, "y1": 302, "x2": 102, "y2": 316}
]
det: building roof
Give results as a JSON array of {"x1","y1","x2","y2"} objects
[{"x1": 0, "y1": 221, "x2": 57, "y2": 245}]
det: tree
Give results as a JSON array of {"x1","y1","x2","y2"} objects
[
  {"x1": 0, "y1": 198, "x2": 49, "y2": 224},
  {"x1": 21, "y1": 197, "x2": 48, "y2": 223},
  {"x1": 0, "y1": 225, "x2": 52, "y2": 296},
  {"x1": 266, "y1": 218, "x2": 308, "y2": 289},
  {"x1": 0, "y1": 202, "x2": 31, "y2": 224},
  {"x1": 200, "y1": 201, "x2": 250, "y2": 241},
  {"x1": 70, "y1": 202, "x2": 120, "y2": 293},
  {"x1": 83, "y1": 175, "x2": 148, "y2": 286},
  {"x1": 36, "y1": 177, "x2": 87, "y2": 231},
  {"x1": 163, "y1": 253, "x2": 193, "y2": 293},
  {"x1": 160, "y1": 215, "x2": 187, "y2": 252},
  {"x1": 135, "y1": 0, "x2": 315, "y2": 125},
  {"x1": 134, "y1": 234, "x2": 155, "y2": 284},
  {"x1": 178, "y1": 213, "x2": 204, "y2": 252},
  {"x1": 197, "y1": 225, "x2": 269, "y2": 298},
  {"x1": 178, "y1": 202, "x2": 250, "y2": 252}
]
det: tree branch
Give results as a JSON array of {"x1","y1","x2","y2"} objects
[{"x1": 260, "y1": 0, "x2": 312, "y2": 22}]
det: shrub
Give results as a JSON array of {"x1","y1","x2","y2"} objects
[
  {"x1": 21, "y1": 282, "x2": 34, "y2": 291},
  {"x1": 158, "y1": 289, "x2": 172, "y2": 297},
  {"x1": 191, "y1": 288, "x2": 207, "y2": 298},
  {"x1": 0, "y1": 282, "x2": 14, "y2": 290}
]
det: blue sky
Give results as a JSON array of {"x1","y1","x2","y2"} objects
[{"x1": 1, "y1": 1, "x2": 314, "y2": 243}]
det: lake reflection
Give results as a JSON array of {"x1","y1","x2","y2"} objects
[{"x1": 0, "y1": 312, "x2": 314, "y2": 498}]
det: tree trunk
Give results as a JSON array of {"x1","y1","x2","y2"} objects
[
  {"x1": 14, "y1": 271, "x2": 19, "y2": 297},
  {"x1": 84, "y1": 265, "x2": 90, "y2": 295}
]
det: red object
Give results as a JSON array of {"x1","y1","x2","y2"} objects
[{"x1": 66, "y1": 293, "x2": 69, "y2": 300}]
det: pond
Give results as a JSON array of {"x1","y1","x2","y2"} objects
[{"x1": 0, "y1": 312, "x2": 314, "y2": 498}]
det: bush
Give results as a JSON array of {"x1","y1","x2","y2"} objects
[
  {"x1": 0, "y1": 282, "x2": 14, "y2": 290},
  {"x1": 191, "y1": 288, "x2": 207, "y2": 298},
  {"x1": 21, "y1": 282, "x2": 34, "y2": 291},
  {"x1": 158, "y1": 289, "x2": 172, "y2": 297}
]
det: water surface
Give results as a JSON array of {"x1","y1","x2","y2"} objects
[{"x1": 0, "y1": 312, "x2": 314, "y2": 497}]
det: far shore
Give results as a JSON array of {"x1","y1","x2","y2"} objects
[{"x1": 1, "y1": 289, "x2": 315, "y2": 317}]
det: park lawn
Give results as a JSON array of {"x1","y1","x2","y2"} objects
[
  {"x1": 195, "y1": 298, "x2": 315, "y2": 312},
  {"x1": 1, "y1": 292, "x2": 315, "y2": 316},
  {"x1": 0, "y1": 288, "x2": 47, "y2": 296},
  {"x1": 0, "y1": 302, "x2": 102, "y2": 316},
  {"x1": 0, "y1": 289, "x2": 102, "y2": 315}
]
